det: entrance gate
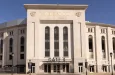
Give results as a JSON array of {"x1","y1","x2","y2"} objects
[{"x1": 44, "y1": 63, "x2": 69, "y2": 73}]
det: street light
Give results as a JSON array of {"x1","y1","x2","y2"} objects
[
  {"x1": 85, "y1": 59, "x2": 88, "y2": 75},
  {"x1": 110, "y1": 52, "x2": 113, "y2": 75},
  {"x1": 11, "y1": 53, "x2": 14, "y2": 75}
]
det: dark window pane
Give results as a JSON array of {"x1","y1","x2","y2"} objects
[
  {"x1": 54, "y1": 27, "x2": 59, "y2": 57},
  {"x1": 0, "y1": 49, "x2": 3, "y2": 53},
  {"x1": 54, "y1": 27, "x2": 59, "y2": 34},
  {"x1": 113, "y1": 37, "x2": 115, "y2": 51},
  {"x1": 45, "y1": 34, "x2": 50, "y2": 40},
  {"x1": 20, "y1": 54, "x2": 24, "y2": 59},
  {"x1": 45, "y1": 42, "x2": 50, "y2": 49},
  {"x1": 64, "y1": 51, "x2": 68, "y2": 57},
  {"x1": 54, "y1": 27, "x2": 59, "y2": 40},
  {"x1": 9, "y1": 47, "x2": 12, "y2": 52},
  {"x1": 21, "y1": 37, "x2": 24, "y2": 45},
  {"x1": 63, "y1": 42, "x2": 68, "y2": 51},
  {"x1": 9, "y1": 55, "x2": 12, "y2": 60},
  {"x1": 45, "y1": 27, "x2": 50, "y2": 40},
  {"x1": 9, "y1": 38, "x2": 13, "y2": 53},
  {"x1": 45, "y1": 27, "x2": 50, "y2": 34},
  {"x1": 21, "y1": 46, "x2": 24, "y2": 52},
  {"x1": 1, "y1": 40, "x2": 3, "y2": 46},
  {"x1": 45, "y1": 51, "x2": 50, "y2": 57},
  {"x1": 54, "y1": 34, "x2": 59, "y2": 40},
  {"x1": 63, "y1": 27, "x2": 68, "y2": 40},
  {"x1": 0, "y1": 55, "x2": 2, "y2": 60},
  {"x1": 44, "y1": 64, "x2": 47, "y2": 72},
  {"x1": 89, "y1": 35, "x2": 93, "y2": 52},
  {"x1": 9, "y1": 38, "x2": 13, "y2": 45},
  {"x1": 63, "y1": 27, "x2": 68, "y2": 57},
  {"x1": 54, "y1": 42, "x2": 59, "y2": 49},
  {"x1": 113, "y1": 50, "x2": 115, "y2": 53},
  {"x1": 54, "y1": 51, "x2": 59, "y2": 57},
  {"x1": 64, "y1": 34, "x2": 68, "y2": 40},
  {"x1": 0, "y1": 40, "x2": 3, "y2": 53},
  {"x1": 63, "y1": 27, "x2": 68, "y2": 34},
  {"x1": 45, "y1": 27, "x2": 50, "y2": 57},
  {"x1": 78, "y1": 63, "x2": 83, "y2": 66},
  {"x1": 102, "y1": 36, "x2": 105, "y2": 51}
]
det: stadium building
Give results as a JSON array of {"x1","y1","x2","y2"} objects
[{"x1": 0, "y1": 4, "x2": 115, "y2": 74}]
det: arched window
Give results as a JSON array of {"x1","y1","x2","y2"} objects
[
  {"x1": 63, "y1": 27, "x2": 68, "y2": 40},
  {"x1": 0, "y1": 39, "x2": 3, "y2": 53},
  {"x1": 88, "y1": 35, "x2": 93, "y2": 52},
  {"x1": 9, "y1": 38, "x2": 13, "y2": 53},
  {"x1": 20, "y1": 36, "x2": 24, "y2": 52},
  {"x1": 63, "y1": 27, "x2": 68, "y2": 57},
  {"x1": 45, "y1": 27, "x2": 50, "y2": 40},
  {"x1": 54, "y1": 27, "x2": 59, "y2": 40},
  {"x1": 45, "y1": 26, "x2": 50, "y2": 57},
  {"x1": 101, "y1": 36, "x2": 105, "y2": 51},
  {"x1": 113, "y1": 37, "x2": 115, "y2": 51},
  {"x1": 113, "y1": 37, "x2": 115, "y2": 59},
  {"x1": 101, "y1": 36, "x2": 106, "y2": 59},
  {"x1": 54, "y1": 26, "x2": 59, "y2": 57}
]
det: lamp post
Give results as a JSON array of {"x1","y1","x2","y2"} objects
[
  {"x1": 110, "y1": 52, "x2": 113, "y2": 75},
  {"x1": 11, "y1": 53, "x2": 14, "y2": 75},
  {"x1": 85, "y1": 59, "x2": 88, "y2": 75}
]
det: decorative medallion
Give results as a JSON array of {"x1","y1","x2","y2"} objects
[
  {"x1": 76, "y1": 12, "x2": 81, "y2": 17},
  {"x1": 30, "y1": 12, "x2": 36, "y2": 17}
]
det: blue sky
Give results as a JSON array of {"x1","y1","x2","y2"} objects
[{"x1": 0, "y1": 0, "x2": 115, "y2": 24}]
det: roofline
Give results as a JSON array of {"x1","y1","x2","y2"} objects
[
  {"x1": 0, "y1": 18, "x2": 27, "y2": 29},
  {"x1": 86, "y1": 22, "x2": 115, "y2": 28},
  {"x1": 0, "y1": 19, "x2": 115, "y2": 28},
  {"x1": 24, "y1": 4, "x2": 88, "y2": 10}
]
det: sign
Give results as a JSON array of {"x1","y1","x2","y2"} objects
[
  {"x1": 48, "y1": 57, "x2": 65, "y2": 62},
  {"x1": 40, "y1": 12, "x2": 71, "y2": 16}
]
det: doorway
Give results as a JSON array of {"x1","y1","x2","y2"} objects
[
  {"x1": 53, "y1": 64, "x2": 60, "y2": 73},
  {"x1": 44, "y1": 64, "x2": 51, "y2": 73},
  {"x1": 63, "y1": 63, "x2": 69, "y2": 73}
]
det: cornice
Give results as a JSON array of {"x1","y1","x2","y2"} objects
[{"x1": 24, "y1": 4, "x2": 88, "y2": 10}]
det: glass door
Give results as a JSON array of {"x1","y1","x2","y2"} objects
[
  {"x1": 44, "y1": 64, "x2": 51, "y2": 73},
  {"x1": 62, "y1": 63, "x2": 69, "y2": 73},
  {"x1": 53, "y1": 64, "x2": 60, "y2": 73},
  {"x1": 57, "y1": 64, "x2": 60, "y2": 73}
]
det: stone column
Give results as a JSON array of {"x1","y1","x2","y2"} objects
[
  {"x1": 2, "y1": 32, "x2": 7, "y2": 67},
  {"x1": 65, "y1": 64, "x2": 67, "y2": 73},
  {"x1": 60, "y1": 64, "x2": 63, "y2": 73},
  {"x1": 51, "y1": 63, "x2": 54, "y2": 73},
  {"x1": 94, "y1": 65, "x2": 96, "y2": 73}
]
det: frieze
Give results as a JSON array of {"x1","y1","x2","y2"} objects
[{"x1": 39, "y1": 12, "x2": 72, "y2": 16}]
